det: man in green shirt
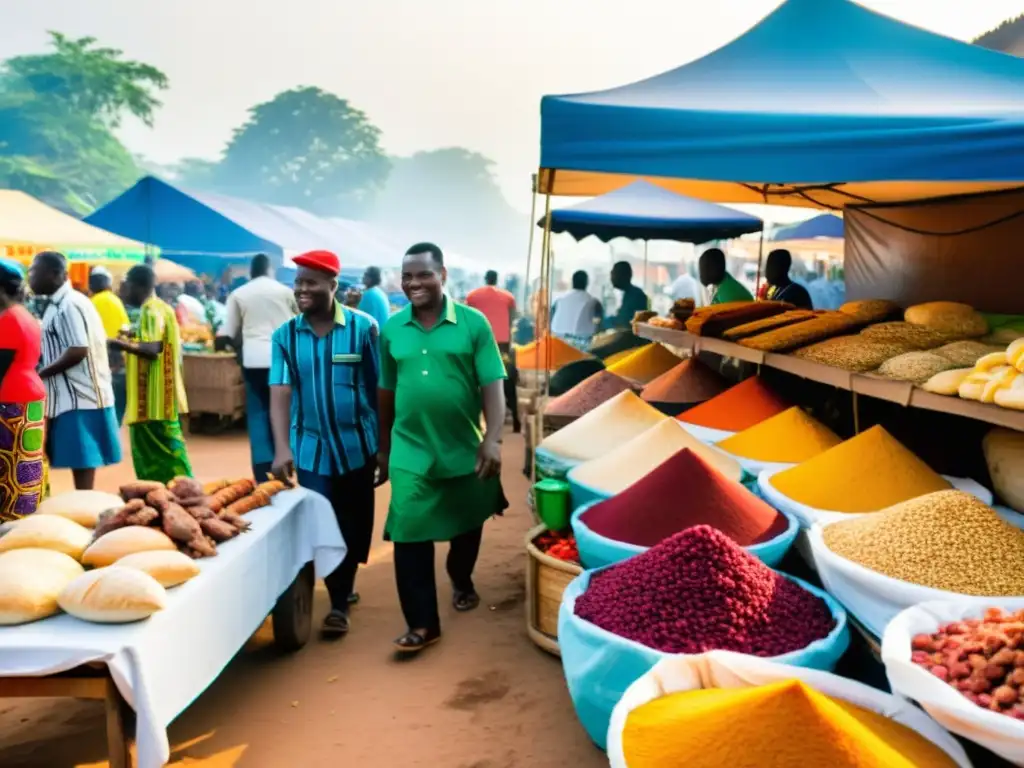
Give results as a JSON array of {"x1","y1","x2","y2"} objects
[
  {"x1": 699, "y1": 247, "x2": 754, "y2": 305},
  {"x1": 378, "y1": 242, "x2": 508, "y2": 655}
]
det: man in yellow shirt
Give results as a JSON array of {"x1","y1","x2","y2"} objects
[{"x1": 89, "y1": 266, "x2": 130, "y2": 425}]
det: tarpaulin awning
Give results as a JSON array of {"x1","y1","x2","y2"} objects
[
  {"x1": 540, "y1": 181, "x2": 762, "y2": 242},
  {"x1": 539, "y1": 0, "x2": 1024, "y2": 208},
  {"x1": 772, "y1": 214, "x2": 844, "y2": 240},
  {"x1": 86, "y1": 177, "x2": 399, "y2": 276},
  {"x1": 0, "y1": 190, "x2": 151, "y2": 263}
]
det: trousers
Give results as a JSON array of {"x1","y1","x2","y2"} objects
[
  {"x1": 242, "y1": 366, "x2": 274, "y2": 481},
  {"x1": 297, "y1": 460, "x2": 376, "y2": 612},
  {"x1": 497, "y1": 342, "x2": 520, "y2": 431},
  {"x1": 393, "y1": 526, "x2": 483, "y2": 633}
]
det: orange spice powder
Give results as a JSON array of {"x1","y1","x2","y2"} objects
[{"x1": 678, "y1": 376, "x2": 790, "y2": 432}]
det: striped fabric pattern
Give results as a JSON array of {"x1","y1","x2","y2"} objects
[
  {"x1": 125, "y1": 297, "x2": 189, "y2": 425},
  {"x1": 38, "y1": 281, "x2": 114, "y2": 418},
  {"x1": 269, "y1": 303, "x2": 380, "y2": 477}
]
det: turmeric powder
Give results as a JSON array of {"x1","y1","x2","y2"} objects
[
  {"x1": 606, "y1": 343, "x2": 683, "y2": 385},
  {"x1": 770, "y1": 426, "x2": 950, "y2": 513},
  {"x1": 622, "y1": 680, "x2": 958, "y2": 768},
  {"x1": 717, "y1": 406, "x2": 841, "y2": 463}
]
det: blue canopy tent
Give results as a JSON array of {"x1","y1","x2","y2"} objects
[
  {"x1": 772, "y1": 214, "x2": 843, "y2": 241},
  {"x1": 538, "y1": 0, "x2": 1024, "y2": 208},
  {"x1": 86, "y1": 176, "x2": 397, "y2": 279}
]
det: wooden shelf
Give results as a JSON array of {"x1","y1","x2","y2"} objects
[{"x1": 636, "y1": 323, "x2": 1024, "y2": 432}]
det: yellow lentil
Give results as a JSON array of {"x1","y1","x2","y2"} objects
[{"x1": 823, "y1": 489, "x2": 1024, "y2": 595}]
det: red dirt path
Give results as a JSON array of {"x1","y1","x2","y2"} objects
[{"x1": 0, "y1": 429, "x2": 605, "y2": 767}]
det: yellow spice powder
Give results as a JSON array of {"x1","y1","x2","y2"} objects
[
  {"x1": 607, "y1": 343, "x2": 683, "y2": 385},
  {"x1": 717, "y1": 406, "x2": 842, "y2": 463},
  {"x1": 769, "y1": 425, "x2": 950, "y2": 513},
  {"x1": 622, "y1": 680, "x2": 958, "y2": 768}
]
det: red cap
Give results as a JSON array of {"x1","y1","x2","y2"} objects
[{"x1": 292, "y1": 250, "x2": 340, "y2": 276}]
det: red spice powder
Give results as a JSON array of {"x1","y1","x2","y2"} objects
[
  {"x1": 544, "y1": 371, "x2": 638, "y2": 418},
  {"x1": 678, "y1": 376, "x2": 789, "y2": 432},
  {"x1": 640, "y1": 358, "x2": 728, "y2": 405},
  {"x1": 574, "y1": 525, "x2": 835, "y2": 655},
  {"x1": 580, "y1": 448, "x2": 787, "y2": 547}
]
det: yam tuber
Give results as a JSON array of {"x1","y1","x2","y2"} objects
[
  {"x1": 183, "y1": 505, "x2": 216, "y2": 520},
  {"x1": 145, "y1": 487, "x2": 174, "y2": 512},
  {"x1": 119, "y1": 480, "x2": 165, "y2": 501},
  {"x1": 168, "y1": 477, "x2": 204, "y2": 499},
  {"x1": 179, "y1": 535, "x2": 217, "y2": 559},
  {"x1": 161, "y1": 503, "x2": 204, "y2": 544},
  {"x1": 94, "y1": 499, "x2": 160, "y2": 537},
  {"x1": 200, "y1": 517, "x2": 239, "y2": 543},
  {"x1": 218, "y1": 512, "x2": 251, "y2": 532}
]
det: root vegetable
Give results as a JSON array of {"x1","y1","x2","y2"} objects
[
  {"x1": 119, "y1": 481, "x2": 164, "y2": 500},
  {"x1": 161, "y1": 503, "x2": 203, "y2": 545},
  {"x1": 209, "y1": 479, "x2": 256, "y2": 512},
  {"x1": 167, "y1": 477, "x2": 204, "y2": 499},
  {"x1": 199, "y1": 517, "x2": 238, "y2": 543}
]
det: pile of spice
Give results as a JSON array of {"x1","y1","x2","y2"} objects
[
  {"x1": 910, "y1": 607, "x2": 1024, "y2": 718},
  {"x1": 548, "y1": 358, "x2": 606, "y2": 397},
  {"x1": 770, "y1": 426, "x2": 950, "y2": 513},
  {"x1": 570, "y1": 419, "x2": 742, "y2": 495},
  {"x1": 533, "y1": 530, "x2": 579, "y2": 563},
  {"x1": 717, "y1": 406, "x2": 842, "y2": 464},
  {"x1": 538, "y1": 390, "x2": 666, "y2": 462},
  {"x1": 606, "y1": 343, "x2": 683, "y2": 385},
  {"x1": 574, "y1": 525, "x2": 835, "y2": 655},
  {"x1": 621, "y1": 680, "x2": 959, "y2": 768},
  {"x1": 516, "y1": 336, "x2": 590, "y2": 370},
  {"x1": 822, "y1": 490, "x2": 1024, "y2": 595},
  {"x1": 640, "y1": 358, "x2": 728, "y2": 409},
  {"x1": 579, "y1": 448, "x2": 787, "y2": 547},
  {"x1": 544, "y1": 371, "x2": 637, "y2": 419},
  {"x1": 678, "y1": 376, "x2": 790, "y2": 432}
]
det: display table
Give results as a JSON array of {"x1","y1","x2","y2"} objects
[
  {"x1": 182, "y1": 352, "x2": 245, "y2": 424},
  {"x1": 0, "y1": 488, "x2": 344, "y2": 768}
]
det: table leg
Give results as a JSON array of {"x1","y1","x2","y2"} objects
[{"x1": 104, "y1": 679, "x2": 133, "y2": 768}]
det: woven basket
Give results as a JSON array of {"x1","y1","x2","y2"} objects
[
  {"x1": 183, "y1": 353, "x2": 243, "y2": 389},
  {"x1": 525, "y1": 524, "x2": 583, "y2": 657}
]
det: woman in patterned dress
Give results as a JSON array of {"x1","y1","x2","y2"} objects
[{"x1": 0, "y1": 258, "x2": 46, "y2": 522}]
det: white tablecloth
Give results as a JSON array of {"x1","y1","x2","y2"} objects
[{"x1": 0, "y1": 488, "x2": 345, "y2": 768}]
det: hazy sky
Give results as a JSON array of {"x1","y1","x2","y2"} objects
[{"x1": 2, "y1": 0, "x2": 1020, "y2": 215}]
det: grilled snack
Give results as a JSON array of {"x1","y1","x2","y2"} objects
[
  {"x1": 685, "y1": 301, "x2": 792, "y2": 337},
  {"x1": 739, "y1": 312, "x2": 862, "y2": 352},
  {"x1": 722, "y1": 310, "x2": 818, "y2": 341},
  {"x1": 838, "y1": 299, "x2": 900, "y2": 323}
]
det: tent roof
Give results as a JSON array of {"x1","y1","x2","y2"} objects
[
  {"x1": 0, "y1": 190, "x2": 149, "y2": 256},
  {"x1": 539, "y1": 0, "x2": 1024, "y2": 208},
  {"x1": 772, "y1": 214, "x2": 843, "y2": 240},
  {"x1": 540, "y1": 181, "x2": 762, "y2": 243}
]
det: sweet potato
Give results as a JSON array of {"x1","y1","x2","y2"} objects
[
  {"x1": 161, "y1": 503, "x2": 203, "y2": 544},
  {"x1": 200, "y1": 517, "x2": 238, "y2": 543},
  {"x1": 167, "y1": 477, "x2": 204, "y2": 499},
  {"x1": 119, "y1": 480, "x2": 165, "y2": 501}
]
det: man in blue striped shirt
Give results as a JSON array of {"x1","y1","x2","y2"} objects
[{"x1": 269, "y1": 249, "x2": 380, "y2": 638}]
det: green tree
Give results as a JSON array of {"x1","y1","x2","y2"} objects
[{"x1": 211, "y1": 87, "x2": 390, "y2": 216}]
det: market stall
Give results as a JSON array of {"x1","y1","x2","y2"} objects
[
  {"x1": 0, "y1": 190, "x2": 152, "y2": 287},
  {"x1": 0, "y1": 482, "x2": 343, "y2": 768},
  {"x1": 529, "y1": 0, "x2": 1024, "y2": 762}
]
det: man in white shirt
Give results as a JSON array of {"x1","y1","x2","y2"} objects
[
  {"x1": 670, "y1": 266, "x2": 705, "y2": 307},
  {"x1": 549, "y1": 270, "x2": 602, "y2": 350},
  {"x1": 216, "y1": 254, "x2": 298, "y2": 479},
  {"x1": 29, "y1": 251, "x2": 121, "y2": 490}
]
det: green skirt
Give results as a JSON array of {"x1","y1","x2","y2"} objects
[
  {"x1": 385, "y1": 468, "x2": 507, "y2": 543},
  {"x1": 130, "y1": 420, "x2": 193, "y2": 484}
]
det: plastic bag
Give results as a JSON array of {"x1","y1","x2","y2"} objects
[
  {"x1": 883, "y1": 600, "x2": 1024, "y2": 766},
  {"x1": 757, "y1": 468, "x2": 993, "y2": 528},
  {"x1": 570, "y1": 502, "x2": 799, "y2": 570},
  {"x1": 807, "y1": 514, "x2": 1024, "y2": 639},
  {"x1": 607, "y1": 650, "x2": 972, "y2": 768},
  {"x1": 558, "y1": 567, "x2": 850, "y2": 749}
]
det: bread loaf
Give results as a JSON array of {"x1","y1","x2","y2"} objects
[
  {"x1": 0, "y1": 549, "x2": 84, "y2": 624},
  {"x1": 921, "y1": 368, "x2": 972, "y2": 396},
  {"x1": 82, "y1": 526, "x2": 177, "y2": 568},
  {"x1": 0, "y1": 515, "x2": 92, "y2": 560},
  {"x1": 115, "y1": 550, "x2": 201, "y2": 587},
  {"x1": 904, "y1": 301, "x2": 987, "y2": 338},
  {"x1": 58, "y1": 567, "x2": 167, "y2": 623},
  {"x1": 994, "y1": 375, "x2": 1024, "y2": 411},
  {"x1": 37, "y1": 491, "x2": 123, "y2": 528}
]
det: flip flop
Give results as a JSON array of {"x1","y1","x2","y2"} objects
[
  {"x1": 452, "y1": 590, "x2": 480, "y2": 612},
  {"x1": 321, "y1": 609, "x2": 350, "y2": 638},
  {"x1": 347, "y1": 592, "x2": 360, "y2": 605},
  {"x1": 393, "y1": 629, "x2": 441, "y2": 654}
]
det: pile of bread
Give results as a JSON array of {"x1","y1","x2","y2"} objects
[
  {"x1": 0, "y1": 478, "x2": 285, "y2": 628},
  {"x1": 923, "y1": 337, "x2": 1024, "y2": 410}
]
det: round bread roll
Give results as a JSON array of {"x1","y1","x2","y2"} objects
[
  {"x1": 904, "y1": 301, "x2": 988, "y2": 338},
  {"x1": 37, "y1": 491, "x2": 123, "y2": 528},
  {"x1": 58, "y1": 567, "x2": 167, "y2": 623},
  {"x1": 115, "y1": 550, "x2": 200, "y2": 588},
  {"x1": 0, "y1": 549, "x2": 85, "y2": 624},
  {"x1": 82, "y1": 526, "x2": 177, "y2": 568},
  {"x1": 0, "y1": 514, "x2": 92, "y2": 560}
]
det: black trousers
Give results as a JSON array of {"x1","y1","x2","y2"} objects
[
  {"x1": 393, "y1": 526, "x2": 483, "y2": 633},
  {"x1": 297, "y1": 459, "x2": 376, "y2": 612},
  {"x1": 498, "y1": 342, "x2": 520, "y2": 431}
]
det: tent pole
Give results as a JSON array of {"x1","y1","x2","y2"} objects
[
  {"x1": 531, "y1": 184, "x2": 554, "y2": 485},
  {"x1": 523, "y1": 173, "x2": 538, "y2": 309},
  {"x1": 755, "y1": 186, "x2": 769, "y2": 298},
  {"x1": 642, "y1": 240, "x2": 649, "y2": 299}
]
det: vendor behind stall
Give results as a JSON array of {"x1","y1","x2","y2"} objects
[
  {"x1": 602, "y1": 261, "x2": 649, "y2": 330},
  {"x1": 763, "y1": 249, "x2": 813, "y2": 309},
  {"x1": 699, "y1": 248, "x2": 753, "y2": 305}
]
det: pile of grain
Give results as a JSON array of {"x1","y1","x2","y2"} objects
[
  {"x1": 859, "y1": 322, "x2": 950, "y2": 350},
  {"x1": 823, "y1": 490, "x2": 1024, "y2": 594},
  {"x1": 792, "y1": 336, "x2": 912, "y2": 372},
  {"x1": 876, "y1": 351, "x2": 957, "y2": 384},
  {"x1": 934, "y1": 340, "x2": 1005, "y2": 368},
  {"x1": 538, "y1": 390, "x2": 666, "y2": 462}
]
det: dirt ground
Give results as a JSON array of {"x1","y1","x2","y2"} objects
[{"x1": 0, "y1": 428, "x2": 605, "y2": 768}]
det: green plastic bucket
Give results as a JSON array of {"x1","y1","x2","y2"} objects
[{"x1": 534, "y1": 478, "x2": 571, "y2": 531}]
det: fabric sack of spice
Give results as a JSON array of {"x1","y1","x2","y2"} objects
[
  {"x1": 570, "y1": 448, "x2": 797, "y2": 570},
  {"x1": 558, "y1": 527, "x2": 849, "y2": 749},
  {"x1": 883, "y1": 599, "x2": 1024, "y2": 767},
  {"x1": 807, "y1": 502, "x2": 1024, "y2": 638},
  {"x1": 607, "y1": 650, "x2": 971, "y2": 768}
]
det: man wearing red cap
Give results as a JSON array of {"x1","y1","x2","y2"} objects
[
  {"x1": 378, "y1": 242, "x2": 508, "y2": 655},
  {"x1": 269, "y1": 249, "x2": 381, "y2": 638}
]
